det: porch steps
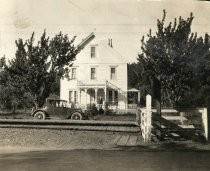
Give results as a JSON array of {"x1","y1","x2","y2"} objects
[{"x1": 152, "y1": 113, "x2": 199, "y2": 141}]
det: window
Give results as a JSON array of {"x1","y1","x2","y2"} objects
[
  {"x1": 69, "y1": 91, "x2": 73, "y2": 103},
  {"x1": 91, "y1": 46, "x2": 96, "y2": 58},
  {"x1": 110, "y1": 67, "x2": 116, "y2": 80},
  {"x1": 69, "y1": 91, "x2": 77, "y2": 103},
  {"x1": 91, "y1": 68, "x2": 96, "y2": 80},
  {"x1": 71, "y1": 68, "x2": 76, "y2": 79}
]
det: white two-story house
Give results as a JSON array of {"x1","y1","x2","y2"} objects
[{"x1": 60, "y1": 32, "x2": 128, "y2": 110}]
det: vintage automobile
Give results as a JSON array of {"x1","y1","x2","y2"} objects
[{"x1": 31, "y1": 98, "x2": 88, "y2": 120}]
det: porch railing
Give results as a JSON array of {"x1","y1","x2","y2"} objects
[{"x1": 127, "y1": 104, "x2": 138, "y2": 109}]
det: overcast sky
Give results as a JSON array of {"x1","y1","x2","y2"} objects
[{"x1": 0, "y1": 0, "x2": 210, "y2": 62}]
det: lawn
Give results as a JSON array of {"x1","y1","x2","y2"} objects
[{"x1": 92, "y1": 114, "x2": 136, "y2": 122}]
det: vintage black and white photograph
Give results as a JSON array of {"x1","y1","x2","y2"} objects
[{"x1": 0, "y1": 0, "x2": 210, "y2": 170}]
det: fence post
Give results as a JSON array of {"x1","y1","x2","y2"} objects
[{"x1": 202, "y1": 108, "x2": 208, "y2": 141}]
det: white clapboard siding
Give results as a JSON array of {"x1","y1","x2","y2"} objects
[{"x1": 60, "y1": 34, "x2": 128, "y2": 109}]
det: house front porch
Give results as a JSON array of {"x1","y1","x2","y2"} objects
[{"x1": 68, "y1": 80, "x2": 127, "y2": 110}]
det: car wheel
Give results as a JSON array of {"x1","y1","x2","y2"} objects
[
  {"x1": 34, "y1": 111, "x2": 46, "y2": 120},
  {"x1": 71, "y1": 112, "x2": 82, "y2": 120}
]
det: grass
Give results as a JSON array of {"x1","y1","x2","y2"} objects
[{"x1": 93, "y1": 114, "x2": 136, "y2": 121}]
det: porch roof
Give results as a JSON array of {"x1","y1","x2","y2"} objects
[
  {"x1": 77, "y1": 84, "x2": 106, "y2": 89},
  {"x1": 77, "y1": 80, "x2": 120, "y2": 90},
  {"x1": 127, "y1": 88, "x2": 140, "y2": 92}
]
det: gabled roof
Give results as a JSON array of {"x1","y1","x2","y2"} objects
[
  {"x1": 76, "y1": 32, "x2": 95, "y2": 52},
  {"x1": 74, "y1": 32, "x2": 128, "y2": 64}
]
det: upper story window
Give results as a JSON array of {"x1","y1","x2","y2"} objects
[
  {"x1": 110, "y1": 67, "x2": 116, "y2": 80},
  {"x1": 91, "y1": 46, "x2": 96, "y2": 58},
  {"x1": 71, "y1": 68, "x2": 76, "y2": 79},
  {"x1": 91, "y1": 68, "x2": 96, "y2": 80}
]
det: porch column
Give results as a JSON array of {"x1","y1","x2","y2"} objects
[
  {"x1": 138, "y1": 91, "x2": 141, "y2": 104},
  {"x1": 117, "y1": 89, "x2": 120, "y2": 109},
  {"x1": 104, "y1": 81, "x2": 107, "y2": 104},
  {"x1": 125, "y1": 92, "x2": 127, "y2": 110},
  {"x1": 77, "y1": 88, "x2": 81, "y2": 105},
  {"x1": 104, "y1": 88, "x2": 107, "y2": 103},
  {"x1": 85, "y1": 88, "x2": 87, "y2": 109},
  {"x1": 95, "y1": 88, "x2": 98, "y2": 104}
]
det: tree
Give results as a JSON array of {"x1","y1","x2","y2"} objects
[
  {"x1": 5, "y1": 31, "x2": 78, "y2": 108},
  {"x1": 128, "y1": 62, "x2": 150, "y2": 106},
  {"x1": 137, "y1": 10, "x2": 210, "y2": 107},
  {"x1": 128, "y1": 63, "x2": 142, "y2": 89},
  {"x1": 0, "y1": 56, "x2": 34, "y2": 112},
  {"x1": 0, "y1": 56, "x2": 8, "y2": 109}
]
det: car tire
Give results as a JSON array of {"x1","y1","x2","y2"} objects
[
  {"x1": 34, "y1": 111, "x2": 46, "y2": 120},
  {"x1": 70, "y1": 112, "x2": 82, "y2": 120}
]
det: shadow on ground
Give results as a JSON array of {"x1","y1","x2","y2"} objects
[{"x1": 113, "y1": 141, "x2": 210, "y2": 152}]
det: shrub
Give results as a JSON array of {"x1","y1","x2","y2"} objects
[{"x1": 86, "y1": 103, "x2": 98, "y2": 116}]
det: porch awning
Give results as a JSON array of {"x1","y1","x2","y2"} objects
[{"x1": 77, "y1": 80, "x2": 106, "y2": 89}]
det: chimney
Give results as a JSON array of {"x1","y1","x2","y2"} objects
[
  {"x1": 108, "y1": 38, "x2": 113, "y2": 48},
  {"x1": 110, "y1": 39, "x2": 113, "y2": 48}
]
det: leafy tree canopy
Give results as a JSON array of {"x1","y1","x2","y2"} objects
[
  {"x1": 137, "y1": 10, "x2": 210, "y2": 107},
  {"x1": 4, "y1": 31, "x2": 78, "y2": 108}
]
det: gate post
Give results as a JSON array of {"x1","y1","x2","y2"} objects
[{"x1": 141, "y1": 94, "x2": 152, "y2": 143}]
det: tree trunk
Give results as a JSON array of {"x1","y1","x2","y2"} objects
[{"x1": 12, "y1": 105, "x2": 16, "y2": 114}]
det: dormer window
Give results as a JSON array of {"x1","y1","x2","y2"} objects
[{"x1": 91, "y1": 46, "x2": 96, "y2": 58}]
